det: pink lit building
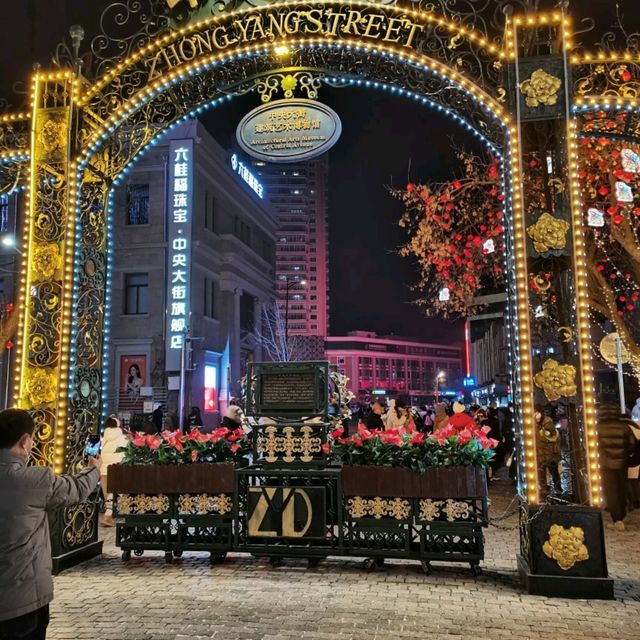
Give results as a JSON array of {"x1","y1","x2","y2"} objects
[
  {"x1": 252, "y1": 156, "x2": 330, "y2": 338},
  {"x1": 326, "y1": 331, "x2": 464, "y2": 404}
]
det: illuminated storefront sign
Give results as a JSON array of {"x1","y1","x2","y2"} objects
[
  {"x1": 165, "y1": 139, "x2": 194, "y2": 371},
  {"x1": 236, "y1": 99, "x2": 342, "y2": 163},
  {"x1": 231, "y1": 153, "x2": 264, "y2": 198}
]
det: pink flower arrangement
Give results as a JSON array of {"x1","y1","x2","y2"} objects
[
  {"x1": 326, "y1": 417, "x2": 498, "y2": 471},
  {"x1": 117, "y1": 426, "x2": 250, "y2": 466}
]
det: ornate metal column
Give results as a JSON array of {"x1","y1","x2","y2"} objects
[
  {"x1": 506, "y1": 11, "x2": 611, "y2": 598},
  {"x1": 16, "y1": 71, "x2": 102, "y2": 572}
]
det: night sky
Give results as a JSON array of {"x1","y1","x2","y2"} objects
[{"x1": 0, "y1": 1, "x2": 636, "y2": 344}]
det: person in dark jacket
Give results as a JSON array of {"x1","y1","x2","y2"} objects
[
  {"x1": 366, "y1": 400, "x2": 386, "y2": 431},
  {"x1": 0, "y1": 409, "x2": 101, "y2": 639},
  {"x1": 597, "y1": 402, "x2": 637, "y2": 531}
]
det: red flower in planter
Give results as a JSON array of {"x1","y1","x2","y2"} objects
[
  {"x1": 146, "y1": 435, "x2": 161, "y2": 450},
  {"x1": 322, "y1": 442, "x2": 331, "y2": 455},
  {"x1": 457, "y1": 429, "x2": 473, "y2": 445},
  {"x1": 191, "y1": 450, "x2": 198, "y2": 462},
  {"x1": 351, "y1": 435, "x2": 364, "y2": 448},
  {"x1": 379, "y1": 430, "x2": 403, "y2": 446},
  {"x1": 132, "y1": 434, "x2": 147, "y2": 447},
  {"x1": 230, "y1": 443, "x2": 239, "y2": 453},
  {"x1": 410, "y1": 431, "x2": 425, "y2": 445},
  {"x1": 331, "y1": 425, "x2": 344, "y2": 439},
  {"x1": 357, "y1": 423, "x2": 375, "y2": 441},
  {"x1": 478, "y1": 436, "x2": 499, "y2": 449}
]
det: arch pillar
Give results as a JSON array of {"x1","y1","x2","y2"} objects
[
  {"x1": 15, "y1": 71, "x2": 103, "y2": 571},
  {"x1": 506, "y1": 13, "x2": 611, "y2": 598}
]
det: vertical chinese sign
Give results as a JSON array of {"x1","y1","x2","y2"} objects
[{"x1": 166, "y1": 139, "x2": 194, "y2": 371}]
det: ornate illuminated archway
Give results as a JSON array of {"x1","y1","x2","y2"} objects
[{"x1": 2, "y1": 0, "x2": 637, "y2": 592}]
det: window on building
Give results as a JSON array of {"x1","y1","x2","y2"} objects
[
  {"x1": 204, "y1": 191, "x2": 216, "y2": 232},
  {"x1": 126, "y1": 184, "x2": 149, "y2": 225},
  {"x1": 204, "y1": 277, "x2": 216, "y2": 319},
  {"x1": 240, "y1": 292, "x2": 255, "y2": 334},
  {"x1": 0, "y1": 197, "x2": 9, "y2": 233},
  {"x1": 124, "y1": 273, "x2": 149, "y2": 314}
]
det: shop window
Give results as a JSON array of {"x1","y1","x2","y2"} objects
[
  {"x1": 124, "y1": 273, "x2": 149, "y2": 314},
  {"x1": 126, "y1": 184, "x2": 149, "y2": 225}
]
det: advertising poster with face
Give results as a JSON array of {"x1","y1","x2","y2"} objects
[{"x1": 120, "y1": 355, "x2": 147, "y2": 407}]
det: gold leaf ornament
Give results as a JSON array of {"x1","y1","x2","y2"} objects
[
  {"x1": 527, "y1": 213, "x2": 570, "y2": 253},
  {"x1": 32, "y1": 244, "x2": 62, "y2": 280},
  {"x1": 25, "y1": 368, "x2": 57, "y2": 406},
  {"x1": 543, "y1": 524, "x2": 589, "y2": 571},
  {"x1": 280, "y1": 74, "x2": 297, "y2": 96},
  {"x1": 534, "y1": 358, "x2": 577, "y2": 401},
  {"x1": 519, "y1": 69, "x2": 562, "y2": 107}
]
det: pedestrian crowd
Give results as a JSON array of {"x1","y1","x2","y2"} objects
[{"x1": 1, "y1": 393, "x2": 640, "y2": 638}]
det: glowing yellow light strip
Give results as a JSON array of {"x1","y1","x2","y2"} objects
[
  {"x1": 16, "y1": 74, "x2": 42, "y2": 409},
  {"x1": 79, "y1": 0, "x2": 504, "y2": 104},
  {"x1": 567, "y1": 118, "x2": 601, "y2": 506},
  {"x1": 571, "y1": 51, "x2": 640, "y2": 64},
  {"x1": 53, "y1": 81, "x2": 78, "y2": 475}
]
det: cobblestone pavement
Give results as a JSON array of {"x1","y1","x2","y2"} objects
[{"x1": 49, "y1": 481, "x2": 639, "y2": 640}]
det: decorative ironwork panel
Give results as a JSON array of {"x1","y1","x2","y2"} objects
[{"x1": 17, "y1": 75, "x2": 77, "y2": 474}]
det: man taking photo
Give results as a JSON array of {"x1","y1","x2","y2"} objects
[{"x1": 0, "y1": 409, "x2": 102, "y2": 639}]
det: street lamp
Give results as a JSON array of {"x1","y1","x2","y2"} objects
[
  {"x1": 435, "y1": 370, "x2": 446, "y2": 402},
  {"x1": 283, "y1": 275, "x2": 306, "y2": 360},
  {"x1": 1, "y1": 235, "x2": 22, "y2": 255}
]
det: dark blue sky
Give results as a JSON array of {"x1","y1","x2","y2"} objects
[{"x1": 0, "y1": 1, "x2": 636, "y2": 343}]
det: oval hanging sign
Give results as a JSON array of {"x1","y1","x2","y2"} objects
[{"x1": 236, "y1": 98, "x2": 342, "y2": 163}]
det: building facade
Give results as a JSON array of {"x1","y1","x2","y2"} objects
[
  {"x1": 252, "y1": 155, "x2": 330, "y2": 338},
  {"x1": 467, "y1": 293, "x2": 510, "y2": 405},
  {"x1": 326, "y1": 331, "x2": 464, "y2": 404},
  {"x1": 109, "y1": 120, "x2": 277, "y2": 428}
]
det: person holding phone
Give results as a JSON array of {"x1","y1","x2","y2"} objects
[
  {"x1": 0, "y1": 408, "x2": 101, "y2": 639},
  {"x1": 100, "y1": 415, "x2": 128, "y2": 527}
]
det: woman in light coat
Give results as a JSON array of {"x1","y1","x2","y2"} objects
[{"x1": 100, "y1": 415, "x2": 128, "y2": 526}]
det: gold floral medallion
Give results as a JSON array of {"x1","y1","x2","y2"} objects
[
  {"x1": 32, "y1": 243, "x2": 63, "y2": 281},
  {"x1": 533, "y1": 358, "x2": 577, "y2": 401},
  {"x1": 519, "y1": 69, "x2": 562, "y2": 107},
  {"x1": 24, "y1": 368, "x2": 57, "y2": 407},
  {"x1": 543, "y1": 524, "x2": 589, "y2": 571},
  {"x1": 527, "y1": 213, "x2": 570, "y2": 253}
]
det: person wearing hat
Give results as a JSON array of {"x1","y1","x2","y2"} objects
[
  {"x1": 222, "y1": 405, "x2": 243, "y2": 430},
  {"x1": 366, "y1": 399, "x2": 387, "y2": 431}
]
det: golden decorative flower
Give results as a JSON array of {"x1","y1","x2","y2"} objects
[
  {"x1": 534, "y1": 358, "x2": 577, "y2": 401},
  {"x1": 32, "y1": 243, "x2": 62, "y2": 280},
  {"x1": 38, "y1": 119, "x2": 65, "y2": 156},
  {"x1": 543, "y1": 524, "x2": 589, "y2": 571},
  {"x1": 527, "y1": 212, "x2": 570, "y2": 253},
  {"x1": 25, "y1": 367, "x2": 57, "y2": 407},
  {"x1": 281, "y1": 74, "x2": 298, "y2": 96},
  {"x1": 519, "y1": 69, "x2": 562, "y2": 107}
]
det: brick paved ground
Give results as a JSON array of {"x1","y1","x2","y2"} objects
[{"x1": 48, "y1": 480, "x2": 638, "y2": 640}]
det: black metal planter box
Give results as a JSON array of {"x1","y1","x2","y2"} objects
[
  {"x1": 109, "y1": 463, "x2": 235, "y2": 564},
  {"x1": 341, "y1": 465, "x2": 489, "y2": 574}
]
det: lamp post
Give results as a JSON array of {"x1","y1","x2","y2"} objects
[
  {"x1": 435, "y1": 370, "x2": 446, "y2": 402},
  {"x1": 283, "y1": 275, "x2": 306, "y2": 361},
  {"x1": 1, "y1": 234, "x2": 22, "y2": 255}
]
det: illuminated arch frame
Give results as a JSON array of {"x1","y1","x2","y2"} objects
[{"x1": 12, "y1": 2, "x2": 610, "y2": 508}]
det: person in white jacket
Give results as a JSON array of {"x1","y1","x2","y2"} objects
[{"x1": 100, "y1": 415, "x2": 128, "y2": 526}]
